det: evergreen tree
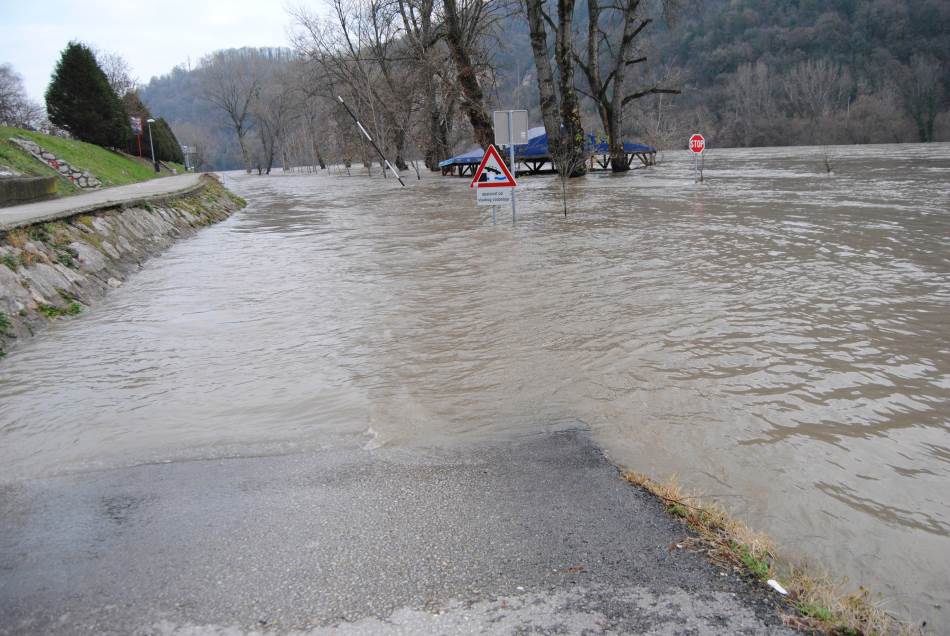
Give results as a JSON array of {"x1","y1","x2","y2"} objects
[
  {"x1": 123, "y1": 91, "x2": 184, "y2": 163},
  {"x1": 152, "y1": 118, "x2": 184, "y2": 163},
  {"x1": 45, "y1": 41, "x2": 131, "y2": 147}
]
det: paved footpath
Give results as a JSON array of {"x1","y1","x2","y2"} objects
[
  {"x1": 0, "y1": 173, "x2": 203, "y2": 231},
  {"x1": 0, "y1": 432, "x2": 797, "y2": 635}
]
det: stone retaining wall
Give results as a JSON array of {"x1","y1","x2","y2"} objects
[
  {"x1": 0, "y1": 176, "x2": 245, "y2": 358},
  {"x1": 9, "y1": 137, "x2": 102, "y2": 189}
]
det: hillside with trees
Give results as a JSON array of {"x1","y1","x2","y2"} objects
[
  {"x1": 138, "y1": 0, "x2": 950, "y2": 171},
  {"x1": 646, "y1": 0, "x2": 950, "y2": 148}
]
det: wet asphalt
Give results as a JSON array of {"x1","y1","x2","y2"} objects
[{"x1": 0, "y1": 432, "x2": 796, "y2": 634}]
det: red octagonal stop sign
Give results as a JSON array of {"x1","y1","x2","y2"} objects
[{"x1": 689, "y1": 134, "x2": 705, "y2": 154}]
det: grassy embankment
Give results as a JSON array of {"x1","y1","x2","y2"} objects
[
  {"x1": 625, "y1": 472, "x2": 923, "y2": 636},
  {"x1": 0, "y1": 126, "x2": 185, "y2": 197}
]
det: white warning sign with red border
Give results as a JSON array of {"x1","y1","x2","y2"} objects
[{"x1": 470, "y1": 145, "x2": 517, "y2": 206}]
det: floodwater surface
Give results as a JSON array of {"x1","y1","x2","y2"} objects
[{"x1": 1, "y1": 143, "x2": 949, "y2": 627}]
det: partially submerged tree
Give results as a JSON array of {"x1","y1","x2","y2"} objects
[
  {"x1": 252, "y1": 62, "x2": 299, "y2": 174},
  {"x1": 900, "y1": 55, "x2": 944, "y2": 143},
  {"x1": 396, "y1": 0, "x2": 457, "y2": 168},
  {"x1": 291, "y1": 0, "x2": 498, "y2": 171},
  {"x1": 290, "y1": 2, "x2": 414, "y2": 172},
  {"x1": 441, "y1": 0, "x2": 496, "y2": 149},
  {"x1": 200, "y1": 49, "x2": 262, "y2": 173},
  {"x1": 524, "y1": 0, "x2": 587, "y2": 177},
  {"x1": 45, "y1": 42, "x2": 131, "y2": 147},
  {"x1": 577, "y1": 0, "x2": 680, "y2": 171}
]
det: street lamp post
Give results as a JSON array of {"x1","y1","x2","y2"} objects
[{"x1": 146, "y1": 118, "x2": 159, "y2": 173}]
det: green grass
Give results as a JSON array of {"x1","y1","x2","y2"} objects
[
  {"x1": 1, "y1": 253, "x2": 18, "y2": 271},
  {"x1": 0, "y1": 136, "x2": 79, "y2": 196},
  {"x1": 0, "y1": 311, "x2": 10, "y2": 333},
  {"x1": 0, "y1": 126, "x2": 184, "y2": 190},
  {"x1": 736, "y1": 542, "x2": 771, "y2": 580},
  {"x1": 38, "y1": 302, "x2": 82, "y2": 318},
  {"x1": 798, "y1": 602, "x2": 835, "y2": 622}
]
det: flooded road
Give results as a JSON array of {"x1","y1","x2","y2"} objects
[{"x1": 1, "y1": 143, "x2": 949, "y2": 627}]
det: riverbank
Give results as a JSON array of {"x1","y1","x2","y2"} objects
[
  {"x1": 0, "y1": 175, "x2": 244, "y2": 358},
  {"x1": 624, "y1": 471, "x2": 924, "y2": 635}
]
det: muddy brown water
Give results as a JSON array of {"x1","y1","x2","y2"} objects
[{"x1": 1, "y1": 143, "x2": 949, "y2": 627}]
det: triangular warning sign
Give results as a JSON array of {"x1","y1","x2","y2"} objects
[{"x1": 470, "y1": 145, "x2": 517, "y2": 188}]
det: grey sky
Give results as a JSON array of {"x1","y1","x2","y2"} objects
[{"x1": 0, "y1": 0, "x2": 310, "y2": 102}]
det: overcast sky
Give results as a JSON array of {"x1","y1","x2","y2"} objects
[{"x1": 1, "y1": 0, "x2": 310, "y2": 102}]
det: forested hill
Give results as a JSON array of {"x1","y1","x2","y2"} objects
[
  {"x1": 640, "y1": 0, "x2": 950, "y2": 147},
  {"x1": 666, "y1": 0, "x2": 948, "y2": 84},
  {"x1": 141, "y1": 1, "x2": 948, "y2": 170}
]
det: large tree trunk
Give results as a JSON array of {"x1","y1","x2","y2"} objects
[
  {"x1": 443, "y1": 0, "x2": 494, "y2": 149},
  {"x1": 237, "y1": 130, "x2": 252, "y2": 174},
  {"x1": 526, "y1": 0, "x2": 587, "y2": 176},
  {"x1": 555, "y1": 0, "x2": 587, "y2": 176},
  {"x1": 606, "y1": 104, "x2": 629, "y2": 171},
  {"x1": 308, "y1": 117, "x2": 327, "y2": 169},
  {"x1": 392, "y1": 126, "x2": 408, "y2": 171},
  {"x1": 424, "y1": 83, "x2": 451, "y2": 171},
  {"x1": 525, "y1": 0, "x2": 562, "y2": 158}
]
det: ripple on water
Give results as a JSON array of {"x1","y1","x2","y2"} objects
[{"x1": 1, "y1": 144, "x2": 949, "y2": 626}]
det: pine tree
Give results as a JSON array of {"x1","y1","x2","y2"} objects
[
  {"x1": 152, "y1": 118, "x2": 184, "y2": 163},
  {"x1": 45, "y1": 42, "x2": 131, "y2": 148}
]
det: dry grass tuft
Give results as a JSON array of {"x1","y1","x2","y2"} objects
[{"x1": 623, "y1": 471, "x2": 922, "y2": 636}]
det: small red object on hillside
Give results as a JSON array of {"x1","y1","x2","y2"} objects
[{"x1": 689, "y1": 134, "x2": 705, "y2": 154}]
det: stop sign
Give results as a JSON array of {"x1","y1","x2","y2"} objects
[{"x1": 689, "y1": 134, "x2": 705, "y2": 154}]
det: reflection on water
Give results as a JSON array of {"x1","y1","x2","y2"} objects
[{"x1": 1, "y1": 143, "x2": 949, "y2": 626}]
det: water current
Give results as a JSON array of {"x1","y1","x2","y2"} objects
[{"x1": 1, "y1": 143, "x2": 949, "y2": 627}]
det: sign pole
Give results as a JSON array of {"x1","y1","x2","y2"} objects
[
  {"x1": 688, "y1": 133, "x2": 706, "y2": 184},
  {"x1": 507, "y1": 111, "x2": 516, "y2": 223}
]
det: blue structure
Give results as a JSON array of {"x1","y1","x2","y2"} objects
[{"x1": 439, "y1": 126, "x2": 657, "y2": 176}]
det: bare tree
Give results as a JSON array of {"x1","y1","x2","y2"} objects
[
  {"x1": 396, "y1": 0, "x2": 457, "y2": 168},
  {"x1": 252, "y1": 62, "x2": 300, "y2": 174},
  {"x1": 0, "y1": 63, "x2": 44, "y2": 129},
  {"x1": 725, "y1": 61, "x2": 776, "y2": 147},
  {"x1": 200, "y1": 50, "x2": 262, "y2": 173},
  {"x1": 899, "y1": 55, "x2": 944, "y2": 143},
  {"x1": 577, "y1": 0, "x2": 679, "y2": 171},
  {"x1": 782, "y1": 59, "x2": 849, "y2": 121},
  {"x1": 524, "y1": 0, "x2": 587, "y2": 177},
  {"x1": 441, "y1": 0, "x2": 496, "y2": 149},
  {"x1": 628, "y1": 65, "x2": 686, "y2": 153},
  {"x1": 290, "y1": 2, "x2": 415, "y2": 171},
  {"x1": 95, "y1": 50, "x2": 138, "y2": 98}
]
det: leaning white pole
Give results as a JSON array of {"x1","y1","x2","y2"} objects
[{"x1": 337, "y1": 96, "x2": 406, "y2": 187}]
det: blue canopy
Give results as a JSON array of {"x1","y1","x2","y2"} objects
[{"x1": 439, "y1": 126, "x2": 656, "y2": 168}]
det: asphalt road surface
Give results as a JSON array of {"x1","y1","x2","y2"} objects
[{"x1": 0, "y1": 432, "x2": 796, "y2": 635}]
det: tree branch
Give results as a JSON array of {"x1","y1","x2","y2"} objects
[{"x1": 622, "y1": 87, "x2": 680, "y2": 106}]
